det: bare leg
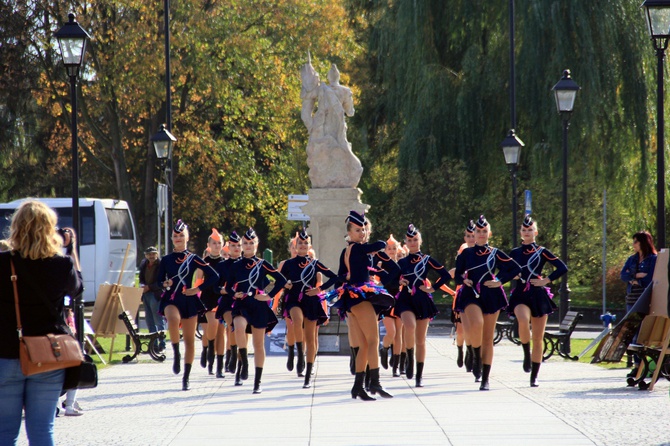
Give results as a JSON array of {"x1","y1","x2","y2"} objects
[
  {"x1": 200, "y1": 323, "x2": 208, "y2": 348},
  {"x1": 460, "y1": 311, "x2": 471, "y2": 346},
  {"x1": 514, "y1": 304, "x2": 532, "y2": 344},
  {"x1": 415, "y1": 319, "x2": 430, "y2": 362},
  {"x1": 290, "y1": 307, "x2": 305, "y2": 343},
  {"x1": 382, "y1": 317, "x2": 395, "y2": 348},
  {"x1": 164, "y1": 306, "x2": 182, "y2": 345},
  {"x1": 481, "y1": 311, "x2": 499, "y2": 365},
  {"x1": 181, "y1": 316, "x2": 198, "y2": 364},
  {"x1": 347, "y1": 315, "x2": 360, "y2": 348},
  {"x1": 350, "y1": 302, "x2": 379, "y2": 371},
  {"x1": 252, "y1": 327, "x2": 266, "y2": 367},
  {"x1": 393, "y1": 318, "x2": 403, "y2": 354},
  {"x1": 305, "y1": 319, "x2": 318, "y2": 362},
  {"x1": 215, "y1": 322, "x2": 226, "y2": 355},
  {"x1": 463, "y1": 305, "x2": 484, "y2": 348},
  {"x1": 400, "y1": 311, "x2": 417, "y2": 349},
  {"x1": 531, "y1": 315, "x2": 548, "y2": 363},
  {"x1": 234, "y1": 316, "x2": 249, "y2": 349}
]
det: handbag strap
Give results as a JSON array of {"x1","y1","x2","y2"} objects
[{"x1": 10, "y1": 258, "x2": 24, "y2": 339}]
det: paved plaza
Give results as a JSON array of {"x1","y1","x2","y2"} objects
[{"x1": 16, "y1": 329, "x2": 670, "y2": 446}]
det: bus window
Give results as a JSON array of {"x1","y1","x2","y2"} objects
[
  {"x1": 106, "y1": 208, "x2": 134, "y2": 240},
  {"x1": 53, "y1": 207, "x2": 96, "y2": 246}
]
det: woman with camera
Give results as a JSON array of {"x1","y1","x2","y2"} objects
[{"x1": 0, "y1": 200, "x2": 83, "y2": 446}]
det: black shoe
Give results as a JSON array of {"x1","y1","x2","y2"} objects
[
  {"x1": 530, "y1": 362, "x2": 541, "y2": 387},
  {"x1": 182, "y1": 363, "x2": 192, "y2": 391},
  {"x1": 234, "y1": 359, "x2": 243, "y2": 386},
  {"x1": 368, "y1": 368, "x2": 393, "y2": 398},
  {"x1": 415, "y1": 362, "x2": 424, "y2": 388},
  {"x1": 457, "y1": 346, "x2": 464, "y2": 368},
  {"x1": 522, "y1": 342, "x2": 531, "y2": 373},
  {"x1": 224, "y1": 349, "x2": 232, "y2": 373},
  {"x1": 364, "y1": 365, "x2": 371, "y2": 392},
  {"x1": 286, "y1": 345, "x2": 295, "y2": 372},
  {"x1": 479, "y1": 364, "x2": 491, "y2": 390},
  {"x1": 472, "y1": 347, "x2": 482, "y2": 382},
  {"x1": 172, "y1": 348, "x2": 181, "y2": 375},
  {"x1": 380, "y1": 345, "x2": 389, "y2": 369},
  {"x1": 216, "y1": 354, "x2": 224, "y2": 379},
  {"x1": 405, "y1": 348, "x2": 414, "y2": 379},
  {"x1": 296, "y1": 342, "x2": 305, "y2": 377},
  {"x1": 465, "y1": 345, "x2": 473, "y2": 373},
  {"x1": 239, "y1": 348, "x2": 249, "y2": 380},
  {"x1": 303, "y1": 363, "x2": 313, "y2": 389},
  {"x1": 200, "y1": 347, "x2": 208, "y2": 368},
  {"x1": 392, "y1": 354, "x2": 400, "y2": 377},
  {"x1": 351, "y1": 372, "x2": 375, "y2": 401},
  {"x1": 253, "y1": 367, "x2": 263, "y2": 394}
]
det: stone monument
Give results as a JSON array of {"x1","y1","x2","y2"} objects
[{"x1": 299, "y1": 54, "x2": 368, "y2": 277}]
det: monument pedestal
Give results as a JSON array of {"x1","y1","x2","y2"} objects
[{"x1": 302, "y1": 188, "x2": 369, "y2": 272}]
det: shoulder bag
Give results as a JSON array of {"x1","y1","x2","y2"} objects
[{"x1": 11, "y1": 258, "x2": 84, "y2": 376}]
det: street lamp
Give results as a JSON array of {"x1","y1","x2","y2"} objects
[
  {"x1": 552, "y1": 69, "x2": 580, "y2": 334},
  {"x1": 642, "y1": 0, "x2": 670, "y2": 248},
  {"x1": 501, "y1": 129, "x2": 524, "y2": 248},
  {"x1": 152, "y1": 124, "x2": 176, "y2": 255},
  {"x1": 55, "y1": 13, "x2": 91, "y2": 346}
]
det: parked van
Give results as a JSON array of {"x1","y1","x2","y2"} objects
[{"x1": 0, "y1": 198, "x2": 137, "y2": 304}]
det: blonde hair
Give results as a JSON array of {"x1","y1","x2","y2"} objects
[{"x1": 9, "y1": 201, "x2": 62, "y2": 260}]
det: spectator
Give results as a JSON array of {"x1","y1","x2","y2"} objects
[
  {"x1": 140, "y1": 246, "x2": 165, "y2": 344},
  {"x1": 0, "y1": 200, "x2": 83, "y2": 445}
]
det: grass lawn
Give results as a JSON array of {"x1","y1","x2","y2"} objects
[
  {"x1": 86, "y1": 332, "x2": 163, "y2": 370},
  {"x1": 570, "y1": 338, "x2": 629, "y2": 370}
]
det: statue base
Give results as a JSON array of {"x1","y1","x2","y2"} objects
[{"x1": 302, "y1": 188, "x2": 369, "y2": 274}]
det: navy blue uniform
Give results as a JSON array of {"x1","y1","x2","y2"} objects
[
  {"x1": 454, "y1": 245, "x2": 520, "y2": 314},
  {"x1": 328, "y1": 241, "x2": 395, "y2": 315},
  {"x1": 395, "y1": 252, "x2": 451, "y2": 320},
  {"x1": 280, "y1": 256, "x2": 338, "y2": 325},
  {"x1": 225, "y1": 256, "x2": 287, "y2": 333},
  {"x1": 156, "y1": 251, "x2": 220, "y2": 318},
  {"x1": 508, "y1": 243, "x2": 567, "y2": 317},
  {"x1": 214, "y1": 257, "x2": 240, "y2": 320}
]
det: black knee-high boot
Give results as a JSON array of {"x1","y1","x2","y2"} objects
[
  {"x1": 303, "y1": 362, "x2": 314, "y2": 389},
  {"x1": 521, "y1": 342, "x2": 531, "y2": 373},
  {"x1": 405, "y1": 348, "x2": 415, "y2": 379},
  {"x1": 380, "y1": 345, "x2": 390, "y2": 369},
  {"x1": 479, "y1": 364, "x2": 491, "y2": 391},
  {"x1": 229, "y1": 345, "x2": 238, "y2": 374},
  {"x1": 224, "y1": 349, "x2": 232, "y2": 373},
  {"x1": 253, "y1": 367, "x2": 263, "y2": 394},
  {"x1": 239, "y1": 348, "x2": 249, "y2": 380},
  {"x1": 351, "y1": 371, "x2": 375, "y2": 401},
  {"x1": 172, "y1": 343, "x2": 181, "y2": 375},
  {"x1": 399, "y1": 351, "x2": 407, "y2": 374},
  {"x1": 234, "y1": 357, "x2": 243, "y2": 386},
  {"x1": 286, "y1": 344, "x2": 295, "y2": 371},
  {"x1": 392, "y1": 354, "x2": 400, "y2": 377},
  {"x1": 457, "y1": 345, "x2": 464, "y2": 368},
  {"x1": 200, "y1": 345, "x2": 208, "y2": 368},
  {"x1": 216, "y1": 354, "x2": 225, "y2": 378},
  {"x1": 369, "y1": 367, "x2": 393, "y2": 398},
  {"x1": 182, "y1": 363, "x2": 192, "y2": 391},
  {"x1": 296, "y1": 342, "x2": 305, "y2": 376},
  {"x1": 530, "y1": 362, "x2": 541, "y2": 387},
  {"x1": 207, "y1": 340, "x2": 215, "y2": 374},
  {"x1": 416, "y1": 362, "x2": 425, "y2": 387},
  {"x1": 349, "y1": 347, "x2": 359, "y2": 375},
  {"x1": 472, "y1": 347, "x2": 482, "y2": 381},
  {"x1": 364, "y1": 365, "x2": 371, "y2": 391},
  {"x1": 465, "y1": 345, "x2": 473, "y2": 372}
]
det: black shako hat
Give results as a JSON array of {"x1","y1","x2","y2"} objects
[
  {"x1": 173, "y1": 219, "x2": 187, "y2": 234},
  {"x1": 228, "y1": 231, "x2": 241, "y2": 243},
  {"x1": 466, "y1": 220, "x2": 476, "y2": 233},
  {"x1": 522, "y1": 214, "x2": 534, "y2": 228},
  {"x1": 406, "y1": 224, "x2": 419, "y2": 238},
  {"x1": 243, "y1": 227, "x2": 257, "y2": 240},
  {"x1": 298, "y1": 229, "x2": 309, "y2": 241},
  {"x1": 345, "y1": 210, "x2": 366, "y2": 227},
  {"x1": 475, "y1": 215, "x2": 489, "y2": 229}
]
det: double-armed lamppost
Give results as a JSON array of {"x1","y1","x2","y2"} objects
[
  {"x1": 501, "y1": 130, "x2": 525, "y2": 248},
  {"x1": 152, "y1": 125, "x2": 176, "y2": 255},
  {"x1": 552, "y1": 69, "x2": 580, "y2": 329},
  {"x1": 642, "y1": 0, "x2": 670, "y2": 249},
  {"x1": 55, "y1": 13, "x2": 91, "y2": 346}
]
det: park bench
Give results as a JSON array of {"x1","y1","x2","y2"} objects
[
  {"x1": 118, "y1": 310, "x2": 166, "y2": 363},
  {"x1": 626, "y1": 344, "x2": 670, "y2": 390},
  {"x1": 494, "y1": 317, "x2": 520, "y2": 345},
  {"x1": 543, "y1": 310, "x2": 583, "y2": 361}
]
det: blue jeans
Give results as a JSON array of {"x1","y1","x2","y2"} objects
[
  {"x1": 0, "y1": 358, "x2": 65, "y2": 446},
  {"x1": 143, "y1": 292, "x2": 166, "y2": 333}
]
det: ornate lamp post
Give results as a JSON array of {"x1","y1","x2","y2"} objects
[
  {"x1": 152, "y1": 124, "x2": 176, "y2": 255},
  {"x1": 55, "y1": 13, "x2": 91, "y2": 345},
  {"x1": 552, "y1": 69, "x2": 580, "y2": 332},
  {"x1": 501, "y1": 130, "x2": 525, "y2": 248},
  {"x1": 642, "y1": 0, "x2": 670, "y2": 248}
]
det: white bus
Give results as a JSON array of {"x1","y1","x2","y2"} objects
[{"x1": 0, "y1": 198, "x2": 137, "y2": 304}]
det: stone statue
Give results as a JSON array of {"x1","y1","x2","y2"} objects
[{"x1": 300, "y1": 54, "x2": 363, "y2": 189}]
